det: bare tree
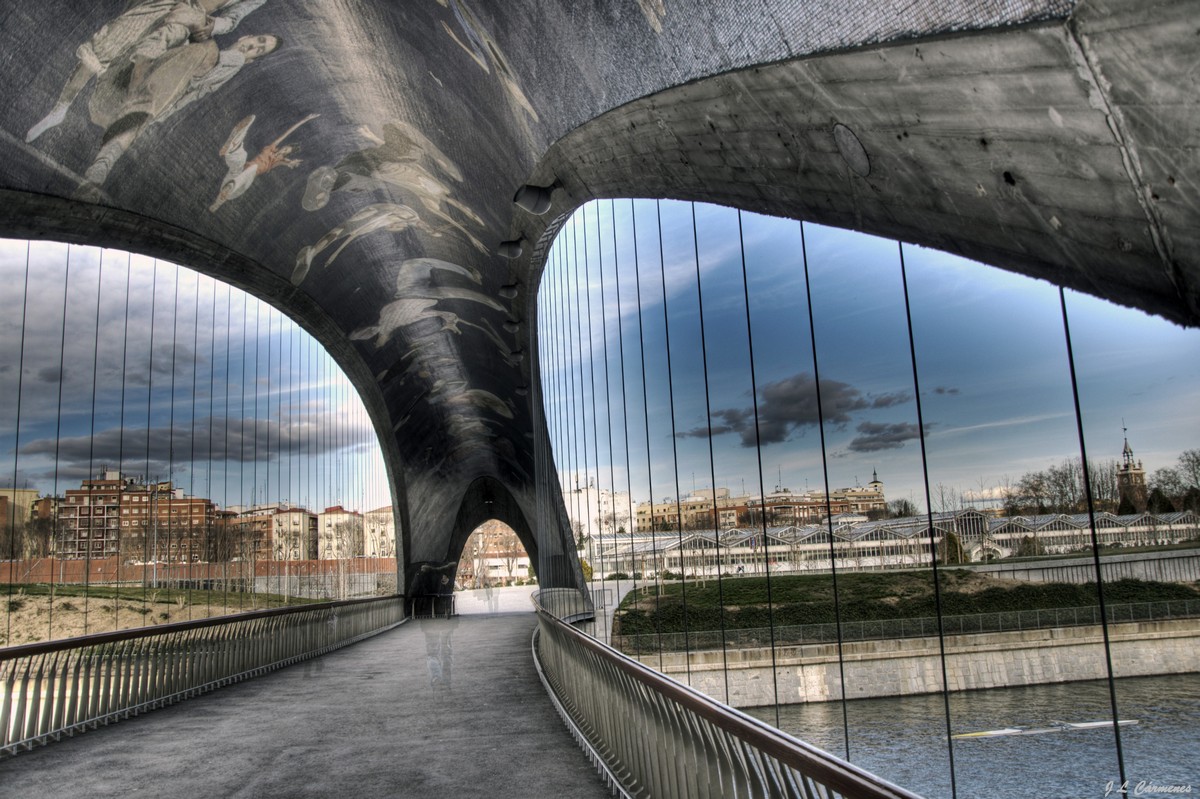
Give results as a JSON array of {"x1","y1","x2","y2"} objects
[{"x1": 1178, "y1": 449, "x2": 1200, "y2": 490}]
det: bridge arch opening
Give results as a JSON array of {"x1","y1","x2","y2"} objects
[
  {"x1": 455, "y1": 520, "x2": 532, "y2": 591},
  {"x1": 533, "y1": 196, "x2": 1200, "y2": 797},
  {"x1": 1, "y1": 237, "x2": 402, "y2": 643}
]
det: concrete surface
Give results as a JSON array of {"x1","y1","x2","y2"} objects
[
  {"x1": 648, "y1": 619, "x2": 1200, "y2": 708},
  {"x1": 0, "y1": 616, "x2": 609, "y2": 799}
]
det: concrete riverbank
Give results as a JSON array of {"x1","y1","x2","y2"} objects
[{"x1": 642, "y1": 618, "x2": 1200, "y2": 708}]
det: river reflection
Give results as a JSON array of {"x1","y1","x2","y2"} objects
[{"x1": 747, "y1": 675, "x2": 1199, "y2": 798}]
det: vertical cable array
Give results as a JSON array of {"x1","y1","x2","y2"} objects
[
  {"x1": 238, "y1": 289, "x2": 249, "y2": 608},
  {"x1": 222, "y1": 283, "x2": 233, "y2": 609},
  {"x1": 115, "y1": 253, "x2": 133, "y2": 630},
  {"x1": 552, "y1": 228, "x2": 573, "y2": 588},
  {"x1": 581, "y1": 207, "x2": 606, "y2": 642},
  {"x1": 1059, "y1": 287, "x2": 1127, "y2": 787},
  {"x1": 48, "y1": 245, "x2": 72, "y2": 634},
  {"x1": 734, "y1": 210, "x2": 782, "y2": 724},
  {"x1": 206, "y1": 276, "x2": 218, "y2": 617},
  {"x1": 655, "y1": 200, "x2": 691, "y2": 681},
  {"x1": 82, "y1": 250, "x2": 104, "y2": 633},
  {"x1": 898, "y1": 242, "x2": 958, "y2": 799},
  {"x1": 265, "y1": 307, "x2": 274, "y2": 592},
  {"x1": 630, "y1": 200, "x2": 664, "y2": 665},
  {"x1": 142, "y1": 261, "x2": 159, "y2": 604},
  {"x1": 609, "y1": 199, "x2": 641, "y2": 644},
  {"x1": 251, "y1": 299, "x2": 261, "y2": 605},
  {"x1": 594, "y1": 202, "x2": 620, "y2": 644},
  {"x1": 5, "y1": 243, "x2": 32, "y2": 643},
  {"x1": 186, "y1": 270, "x2": 201, "y2": 615},
  {"x1": 690, "y1": 202, "x2": 731, "y2": 703},
  {"x1": 798, "y1": 222, "x2": 851, "y2": 760},
  {"x1": 166, "y1": 263, "x2": 180, "y2": 617},
  {"x1": 571, "y1": 215, "x2": 591, "y2": 598}
]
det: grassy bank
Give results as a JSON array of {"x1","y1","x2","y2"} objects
[{"x1": 613, "y1": 570, "x2": 1200, "y2": 636}]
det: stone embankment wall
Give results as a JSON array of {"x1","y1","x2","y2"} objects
[
  {"x1": 643, "y1": 619, "x2": 1200, "y2": 709},
  {"x1": 966, "y1": 548, "x2": 1200, "y2": 584}
]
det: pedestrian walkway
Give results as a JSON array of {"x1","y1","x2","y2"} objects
[{"x1": 0, "y1": 614, "x2": 609, "y2": 799}]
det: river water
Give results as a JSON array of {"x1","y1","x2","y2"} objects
[{"x1": 746, "y1": 674, "x2": 1199, "y2": 799}]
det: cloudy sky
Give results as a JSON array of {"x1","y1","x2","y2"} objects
[
  {"x1": 539, "y1": 199, "x2": 1200, "y2": 515},
  {"x1": 4, "y1": 202, "x2": 1196, "y2": 524},
  {"x1": 0, "y1": 239, "x2": 388, "y2": 513}
]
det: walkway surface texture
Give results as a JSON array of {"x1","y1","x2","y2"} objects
[{"x1": 0, "y1": 613, "x2": 610, "y2": 798}]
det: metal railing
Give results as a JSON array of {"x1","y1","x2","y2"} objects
[
  {"x1": 532, "y1": 591, "x2": 922, "y2": 799},
  {"x1": 0, "y1": 595, "x2": 406, "y2": 755},
  {"x1": 613, "y1": 599, "x2": 1200, "y2": 654}
]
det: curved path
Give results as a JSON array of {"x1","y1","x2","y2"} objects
[{"x1": 0, "y1": 614, "x2": 608, "y2": 799}]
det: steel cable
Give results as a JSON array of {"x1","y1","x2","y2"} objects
[{"x1": 897, "y1": 242, "x2": 958, "y2": 799}]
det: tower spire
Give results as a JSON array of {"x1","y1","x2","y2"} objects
[{"x1": 1117, "y1": 422, "x2": 1147, "y2": 512}]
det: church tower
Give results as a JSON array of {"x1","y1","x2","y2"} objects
[{"x1": 1116, "y1": 429, "x2": 1147, "y2": 512}]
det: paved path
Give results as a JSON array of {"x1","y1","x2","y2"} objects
[{"x1": 0, "y1": 614, "x2": 609, "y2": 799}]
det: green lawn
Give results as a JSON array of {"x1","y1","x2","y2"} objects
[{"x1": 613, "y1": 570, "x2": 1200, "y2": 636}]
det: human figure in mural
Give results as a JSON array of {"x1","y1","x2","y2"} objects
[
  {"x1": 75, "y1": 33, "x2": 281, "y2": 194},
  {"x1": 210, "y1": 113, "x2": 319, "y2": 212},
  {"x1": 26, "y1": 0, "x2": 270, "y2": 143}
]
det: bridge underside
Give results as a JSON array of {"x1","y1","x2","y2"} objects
[{"x1": 0, "y1": 0, "x2": 1195, "y2": 594}]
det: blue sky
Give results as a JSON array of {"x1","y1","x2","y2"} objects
[
  {"x1": 539, "y1": 199, "x2": 1200, "y2": 514},
  {"x1": 0, "y1": 239, "x2": 389, "y2": 514}
]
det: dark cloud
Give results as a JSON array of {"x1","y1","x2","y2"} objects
[
  {"x1": 677, "y1": 407, "x2": 751, "y2": 440},
  {"x1": 17, "y1": 413, "x2": 374, "y2": 485},
  {"x1": 677, "y1": 372, "x2": 912, "y2": 448},
  {"x1": 848, "y1": 421, "x2": 925, "y2": 452},
  {"x1": 870, "y1": 391, "x2": 911, "y2": 408},
  {"x1": 933, "y1": 386, "x2": 960, "y2": 395},
  {"x1": 37, "y1": 366, "x2": 63, "y2": 383}
]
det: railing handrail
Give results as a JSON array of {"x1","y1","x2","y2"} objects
[
  {"x1": 533, "y1": 592, "x2": 922, "y2": 799},
  {"x1": 3, "y1": 596, "x2": 407, "y2": 755},
  {"x1": 0, "y1": 593, "x2": 402, "y2": 662}
]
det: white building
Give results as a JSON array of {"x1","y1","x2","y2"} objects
[
  {"x1": 363, "y1": 505, "x2": 397, "y2": 558},
  {"x1": 317, "y1": 505, "x2": 364, "y2": 559},
  {"x1": 562, "y1": 475, "x2": 633, "y2": 539},
  {"x1": 272, "y1": 506, "x2": 316, "y2": 560}
]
